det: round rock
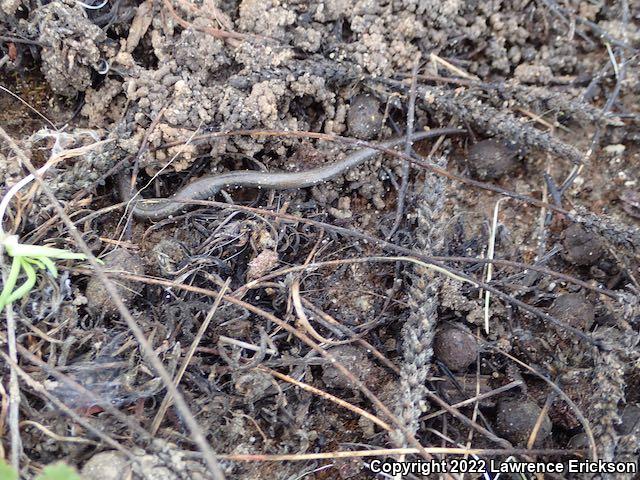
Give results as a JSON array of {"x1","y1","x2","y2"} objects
[
  {"x1": 347, "y1": 94, "x2": 382, "y2": 140},
  {"x1": 616, "y1": 404, "x2": 640, "y2": 435},
  {"x1": 561, "y1": 224, "x2": 605, "y2": 266},
  {"x1": 85, "y1": 249, "x2": 146, "y2": 315},
  {"x1": 549, "y1": 293, "x2": 595, "y2": 330},
  {"x1": 495, "y1": 398, "x2": 552, "y2": 446},
  {"x1": 322, "y1": 345, "x2": 378, "y2": 390},
  {"x1": 433, "y1": 327, "x2": 478, "y2": 372},
  {"x1": 82, "y1": 451, "x2": 130, "y2": 480},
  {"x1": 467, "y1": 139, "x2": 518, "y2": 180}
]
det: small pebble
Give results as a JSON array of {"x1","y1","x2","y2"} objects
[
  {"x1": 347, "y1": 94, "x2": 382, "y2": 140},
  {"x1": 467, "y1": 139, "x2": 518, "y2": 180},
  {"x1": 322, "y1": 345, "x2": 378, "y2": 390},
  {"x1": 433, "y1": 326, "x2": 478, "y2": 372},
  {"x1": 85, "y1": 249, "x2": 146, "y2": 315},
  {"x1": 81, "y1": 451, "x2": 129, "y2": 480},
  {"x1": 549, "y1": 293, "x2": 595, "y2": 330},
  {"x1": 495, "y1": 398, "x2": 552, "y2": 446},
  {"x1": 561, "y1": 224, "x2": 605, "y2": 266},
  {"x1": 567, "y1": 432, "x2": 590, "y2": 449},
  {"x1": 616, "y1": 404, "x2": 640, "y2": 435}
]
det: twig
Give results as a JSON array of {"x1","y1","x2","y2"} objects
[
  {"x1": 430, "y1": 53, "x2": 479, "y2": 81},
  {"x1": 20, "y1": 420, "x2": 98, "y2": 445},
  {"x1": 424, "y1": 390, "x2": 511, "y2": 448},
  {"x1": 421, "y1": 380, "x2": 523, "y2": 421},
  {"x1": 484, "y1": 198, "x2": 507, "y2": 333},
  {"x1": 0, "y1": 86, "x2": 56, "y2": 129},
  {"x1": 215, "y1": 446, "x2": 585, "y2": 462},
  {"x1": 4, "y1": 303, "x2": 21, "y2": 471},
  {"x1": 71, "y1": 269, "x2": 452, "y2": 468},
  {"x1": 388, "y1": 56, "x2": 420, "y2": 239},
  {"x1": 538, "y1": 0, "x2": 636, "y2": 51}
]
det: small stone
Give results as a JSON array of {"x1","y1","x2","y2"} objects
[
  {"x1": 567, "y1": 432, "x2": 589, "y2": 449},
  {"x1": 495, "y1": 398, "x2": 552, "y2": 446},
  {"x1": 467, "y1": 139, "x2": 519, "y2": 180},
  {"x1": 561, "y1": 224, "x2": 605, "y2": 266},
  {"x1": 322, "y1": 345, "x2": 378, "y2": 390},
  {"x1": 514, "y1": 64, "x2": 553, "y2": 84},
  {"x1": 81, "y1": 451, "x2": 130, "y2": 480},
  {"x1": 347, "y1": 94, "x2": 382, "y2": 140},
  {"x1": 549, "y1": 293, "x2": 595, "y2": 330},
  {"x1": 246, "y1": 249, "x2": 279, "y2": 282},
  {"x1": 616, "y1": 404, "x2": 640, "y2": 435},
  {"x1": 433, "y1": 326, "x2": 478, "y2": 372},
  {"x1": 85, "y1": 249, "x2": 146, "y2": 316}
]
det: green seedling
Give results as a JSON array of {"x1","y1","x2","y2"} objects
[{"x1": 0, "y1": 234, "x2": 93, "y2": 311}]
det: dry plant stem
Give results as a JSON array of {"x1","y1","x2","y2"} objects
[
  {"x1": 0, "y1": 351, "x2": 136, "y2": 462},
  {"x1": 75, "y1": 268, "x2": 600, "y2": 467},
  {"x1": 216, "y1": 447, "x2": 584, "y2": 462},
  {"x1": 150, "y1": 278, "x2": 231, "y2": 435},
  {"x1": 369, "y1": 79, "x2": 587, "y2": 166},
  {"x1": 0, "y1": 244, "x2": 21, "y2": 470},
  {"x1": 0, "y1": 86, "x2": 57, "y2": 129},
  {"x1": 232, "y1": 228, "x2": 617, "y2": 299},
  {"x1": 162, "y1": 0, "x2": 246, "y2": 41},
  {"x1": 4, "y1": 304, "x2": 20, "y2": 470},
  {"x1": 421, "y1": 380, "x2": 523, "y2": 421},
  {"x1": 395, "y1": 150, "x2": 446, "y2": 449},
  {"x1": 388, "y1": 56, "x2": 420, "y2": 239},
  {"x1": 0, "y1": 127, "x2": 227, "y2": 480},
  {"x1": 528, "y1": 392, "x2": 555, "y2": 449},
  {"x1": 423, "y1": 390, "x2": 511, "y2": 448},
  {"x1": 538, "y1": 0, "x2": 636, "y2": 51},
  {"x1": 20, "y1": 420, "x2": 98, "y2": 445},
  {"x1": 261, "y1": 367, "x2": 391, "y2": 431},
  {"x1": 291, "y1": 278, "x2": 340, "y2": 344}
]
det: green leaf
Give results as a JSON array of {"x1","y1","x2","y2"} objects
[
  {"x1": 6, "y1": 259, "x2": 37, "y2": 305},
  {"x1": 8, "y1": 243, "x2": 87, "y2": 261},
  {"x1": 35, "y1": 463, "x2": 81, "y2": 480},
  {"x1": 0, "y1": 255, "x2": 22, "y2": 311},
  {"x1": 0, "y1": 458, "x2": 19, "y2": 480}
]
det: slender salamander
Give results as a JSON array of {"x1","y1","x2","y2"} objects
[{"x1": 127, "y1": 128, "x2": 464, "y2": 221}]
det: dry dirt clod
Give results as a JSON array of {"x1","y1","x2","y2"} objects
[
  {"x1": 495, "y1": 397, "x2": 552, "y2": 447},
  {"x1": 549, "y1": 293, "x2": 595, "y2": 331},
  {"x1": 246, "y1": 249, "x2": 279, "y2": 282},
  {"x1": 81, "y1": 451, "x2": 130, "y2": 480},
  {"x1": 433, "y1": 326, "x2": 478, "y2": 372},
  {"x1": 616, "y1": 404, "x2": 640, "y2": 435},
  {"x1": 466, "y1": 139, "x2": 519, "y2": 180},
  {"x1": 85, "y1": 248, "x2": 146, "y2": 316},
  {"x1": 561, "y1": 223, "x2": 605, "y2": 266},
  {"x1": 321, "y1": 345, "x2": 380, "y2": 390},
  {"x1": 347, "y1": 94, "x2": 383, "y2": 140}
]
